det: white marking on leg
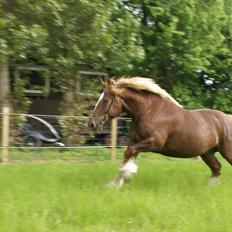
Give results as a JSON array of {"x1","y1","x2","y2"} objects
[
  {"x1": 208, "y1": 176, "x2": 220, "y2": 186},
  {"x1": 120, "y1": 158, "x2": 138, "y2": 181},
  {"x1": 107, "y1": 178, "x2": 124, "y2": 189},
  {"x1": 109, "y1": 158, "x2": 138, "y2": 189}
]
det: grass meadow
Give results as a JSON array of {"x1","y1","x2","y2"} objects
[{"x1": 0, "y1": 148, "x2": 232, "y2": 231}]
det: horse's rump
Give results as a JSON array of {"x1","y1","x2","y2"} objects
[{"x1": 162, "y1": 109, "x2": 229, "y2": 157}]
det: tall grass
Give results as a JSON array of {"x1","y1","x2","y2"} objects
[{"x1": 0, "y1": 151, "x2": 231, "y2": 231}]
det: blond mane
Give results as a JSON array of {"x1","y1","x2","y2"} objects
[{"x1": 115, "y1": 77, "x2": 182, "y2": 108}]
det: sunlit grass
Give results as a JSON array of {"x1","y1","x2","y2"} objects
[{"x1": 0, "y1": 150, "x2": 231, "y2": 231}]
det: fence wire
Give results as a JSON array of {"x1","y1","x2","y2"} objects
[{"x1": 0, "y1": 112, "x2": 130, "y2": 150}]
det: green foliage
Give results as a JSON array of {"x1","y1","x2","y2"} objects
[
  {"x1": 11, "y1": 77, "x2": 31, "y2": 112},
  {"x1": 59, "y1": 92, "x2": 96, "y2": 146},
  {"x1": 121, "y1": 0, "x2": 232, "y2": 110},
  {"x1": 10, "y1": 78, "x2": 32, "y2": 146},
  {"x1": 59, "y1": 116, "x2": 90, "y2": 146},
  {"x1": 1, "y1": 0, "x2": 232, "y2": 111},
  {"x1": 1, "y1": 0, "x2": 143, "y2": 77}
]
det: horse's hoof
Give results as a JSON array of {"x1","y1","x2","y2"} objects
[
  {"x1": 107, "y1": 179, "x2": 124, "y2": 189},
  {"x1": 121, "y1": 171, "x2": 134, "y2": 182},
  {"x1": 208, "y1": 177, "x2": 220, "y2": 186}
]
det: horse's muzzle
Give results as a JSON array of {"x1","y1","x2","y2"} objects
[{"x1": 88, "y1": 121, "x2": 97, "y2": 130}]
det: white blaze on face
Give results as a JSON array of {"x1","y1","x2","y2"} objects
[{"x1": 94, "y1": 92, "x2": 104, "y2": 111}]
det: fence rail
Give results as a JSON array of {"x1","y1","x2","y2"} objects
[{"x1": 0, "y1": 106, "x2": 130, "y2": 162}]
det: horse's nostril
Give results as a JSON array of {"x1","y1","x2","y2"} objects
[{"x1": 88, "y1": 121, "x2": 95, "y2": 130}]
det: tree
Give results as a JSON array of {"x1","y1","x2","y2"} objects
[
  {"x1": 0, "y1": 0, "x2": 143, "y2": 102},
  {"x1": 120, "y1": 0, "x2": 232, "y2": 110},
  {"x1": 0, "y1": 0, "x2": 142, "y2": 82},
  {"x1": 1, "y1": 0, "x2": 232, "y2": 112}
]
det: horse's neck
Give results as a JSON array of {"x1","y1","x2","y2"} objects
[{"x1": 120, "y1": 89, "x2": 161, "y2": 119}]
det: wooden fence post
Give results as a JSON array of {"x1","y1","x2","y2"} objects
[
  {"x1": 110, "y1": 118, "x2": 118, "y2": 160},
  {"x1": 1, "y1": 106, "x2": 10, "y2": 162},
  {"x1": 0, "y1": 58, "x2": 10, "y2": 162}
]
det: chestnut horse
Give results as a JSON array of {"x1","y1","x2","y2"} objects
[{"x1": 88, "y1": 77, "x2": 232, "y2": 188}]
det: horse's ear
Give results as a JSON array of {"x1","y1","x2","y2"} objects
[
  {"x1": 106, "y1": 78, "x2": 115, "y2": 86},
  {"x1": 105, "y1": 78, "x2": 121, "y2": 95},
  {"x1": 100, "y1": 78, "x2": 106, "y2": 86}
]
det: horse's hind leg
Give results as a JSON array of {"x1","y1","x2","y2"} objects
[
  {"x1": 201, "y1": 151, "x2": 221, "y2": 185},
  {"x1": 219, "y1": 141, "x2": 232, "y2": 166}
]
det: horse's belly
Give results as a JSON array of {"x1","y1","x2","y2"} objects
[
  {"x1": 160, "y1": 151, "x2": 197, "y2": 158},
  {"x1": 160, "y1": 148, "x2": 201, "y2": 158},
  {"x1": 161, "y1": 133, "x2": 218, "y2": 157}
]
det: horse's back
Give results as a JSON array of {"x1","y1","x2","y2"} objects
[{"x1": 191, "y1": 108, "x2": 232, "y2": 135}]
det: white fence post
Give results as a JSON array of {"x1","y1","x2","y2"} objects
[
  {"x1": 110, "y1": 118, "x2": 118, "y2": 160},
  {"x1": 1, "y1": 106, "x2": 10, "y2": 162}
]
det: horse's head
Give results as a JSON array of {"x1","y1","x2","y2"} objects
[{"x1": 88, "y1": 78, "x2": 123, "y2": 130}]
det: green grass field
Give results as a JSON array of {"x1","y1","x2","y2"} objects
[{"x1": 0, "y1": 149, "x2": 232, "y2": 232}]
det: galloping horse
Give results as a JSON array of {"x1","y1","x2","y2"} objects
[{"x1": 88, "y1": 77, "x2": 232, "y2": 188}]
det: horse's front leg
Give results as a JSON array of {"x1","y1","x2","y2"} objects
[
  {"x1": 111, "y1": 136, "x2": 164, "y2": 189},
  {"x1": 111, "y1": 155, "x2": 138, "y2": 189},
  {"x1": 124, "y1": 135, "x2": 165, "y2": 161}
]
